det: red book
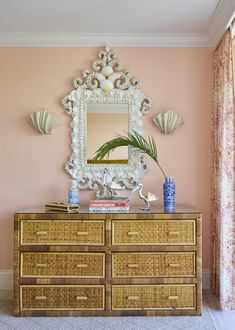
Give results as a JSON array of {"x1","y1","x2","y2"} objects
[{"x1": 89, "y1": 199, "x2": 129, "y2": 208}]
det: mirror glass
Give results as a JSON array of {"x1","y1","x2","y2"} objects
[{"x1": 87, "y1": 103, "x2": 128, "y2": 164}]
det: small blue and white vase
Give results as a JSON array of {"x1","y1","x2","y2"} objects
[
  {"x1": 68, "y1": 179, "x2": 80, "y2": 205},
  {"x1": 163, "y1": 176, "x2": 175, "y2": 212}
]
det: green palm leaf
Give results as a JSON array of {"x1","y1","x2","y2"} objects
[{"x1": 93, "y1": 130, "x2": 166, "y2": 179}]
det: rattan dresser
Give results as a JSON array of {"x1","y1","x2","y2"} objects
[{"x1": 14, "y1": 206, "x2": 202, "y2": 316}]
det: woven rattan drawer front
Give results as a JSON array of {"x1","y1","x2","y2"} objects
[
  {"x1": 112, "y1": 285, "x2": 196, "y2": 310},
  {"x1": 21, "y1": 252, "x2": 105, "y2": 278},
  {"x1": 20, "y1": 285, "x2": 105, "y2": 310},
  {"x1": 112, "y1": 220, "x2": 195, "y2": 245},
  {"x1": 21, "y1": 220, "x2": 104, "y2": 245},
  {"x1": 112, "y1": 252, "x2": 195, "y2": 278}
]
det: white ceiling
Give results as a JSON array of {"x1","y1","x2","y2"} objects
[
  {"x1": 0, "y1": 0, "x2": 219, "y2": 33},
  {"x1": 0, "y1": 0, "x2": 234, "y2": 47}
]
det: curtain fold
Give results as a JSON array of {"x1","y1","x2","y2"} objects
[{"x1": 211, "y1": 28, "x2": 235, "y2": 310}]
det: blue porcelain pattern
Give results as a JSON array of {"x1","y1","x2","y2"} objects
[
  {"x1": 163, "y1": 176, "x2": 175, "y2": 212},
  {"x1": 68, "y1": 190, "x2": 80, "y2": 205}
]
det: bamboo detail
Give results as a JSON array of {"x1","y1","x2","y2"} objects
[
  {"x1": 36, "y1": 264, "x2": 47, "y2": 268},
  {"x1": 127, "y1": 231, "x2": 139, "y2": 236},
  {"x1": 35, "y1": 231, "x2": 47, "y2": 236},
  {"x1": 127, "y1": 264, "x2": 139, "y2": 268},
  {"x1": 35, "y1": 296, "x2": 47, "y2": 300},
  {"x1": 76, "y1": 296, "x2": 88, "y2": 300},
  {"x1": 127, "y1": 296, "x2": 140, "y2": 300},
  {"x1": 168, "y1": 296, "x2": 179, "y2": 300}
]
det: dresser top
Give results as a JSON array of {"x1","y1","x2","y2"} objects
[{"x1": 15, "y1": 205, "x2": 201, "y2": 214}]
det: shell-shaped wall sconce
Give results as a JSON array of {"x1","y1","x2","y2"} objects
[
  {"x1": 28, "y1": 108, "x2": 60, "y2": 134},
  {"x1": 152, "y1": 109, "x2": 184, "y2": 134}
]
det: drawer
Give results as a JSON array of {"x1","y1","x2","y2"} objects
[
  {"x1": 112, "y1": 220, "x2": 195, "y2": 245},
  {"x1": 21, "y1": 252, "x2": 105, "y2": 278},
  {"x1": 112, "y1": 252, "x2": 195, "y2": 278},
  {"x1": 21, "y1": 220, "x2": 105, "y2": 245},
  {"x1": 112, "y1": 285, "x2": 196, "y2": 310},
  {"x1": 20, "y1": 285, "x2": 105, "y2": 310}
]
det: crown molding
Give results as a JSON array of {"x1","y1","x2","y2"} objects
[
  {"x1": 208, "y1": 0, "x2": 235, "y2": 48},
  {"x1": 0, "y1": 32, "x2": 210, "y2": 48},
  {"x1": 0, "y1": 1, "x2": 234, "y2": 48}
]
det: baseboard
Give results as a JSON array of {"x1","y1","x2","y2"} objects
[
  {"x1": 0, "y1": 270, "x2": 13, "y2": 300},
  {"x1": 0, "y1": 289, "x2": 12, "y2": 300},
  {"x1": 0, "y1": 269, "x2": 211, "y2": 299},
  {"x1": 0, "y1": 270, "x2": 13, "y2": 290},
  {"x1": 202, "y1": 269, "x2": 211, "y2": 289}
]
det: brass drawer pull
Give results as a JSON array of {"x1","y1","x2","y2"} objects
[
  {"x1": 127, "y1": 264, "x2": 139, "y2": 268},
  {"x1": 168, "y1": 263, "x2": 180, "y2": 268},
  {"x1": 76, "y1": 296, "x2": 88, "y2": 300},
  {"x1": 35, "y1": 296, "x2": 47, "y2": 300},
  {"x1": 76, "y1": 264, "x2": 87, "y2": 268},
  {"x1": 168, "y1": 231, "x2": 179, "y2": 235},
  {"x1": 76, "y1": 231, "x2": 88, "y2": 235},
  {"x1": 36, "y1": 263, "x2": 47, "y2": 268},
  {"x1": 168, "y1": 295, "x2": 179, "y2": 300},
  {"x1": 127, "y1": 296, "x2": 140, "y2": 300},
  {"x1": 127, "y1": 231, "x2": 139, "y2": 236},
  {"x1": 35, "y1": 231, "x2": 48, "y2": 236}
]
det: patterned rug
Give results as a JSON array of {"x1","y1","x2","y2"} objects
[{"x1": 0, "y1": 298, "x2": 216, "y2": 330}]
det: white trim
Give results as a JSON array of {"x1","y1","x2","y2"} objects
[
  {"x1": 202, "y1": 269, "x2": 211, "y2": 289},
  {"x1": 0, "y1": 1, "x2": 234, "y2": 48},
  {"x1": 0, "y1": 290, "x2": 12, "y2": 300},
  {"x1": 208, "y1": 0, "x2": 235, "y2": 48},
  {"x1": 0, "y1": 32, "x2": 210, "y2": 48},
  {"x1": 0, "y1": 270, "x2": 13, "y2": 291}
]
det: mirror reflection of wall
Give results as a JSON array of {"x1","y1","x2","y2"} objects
[{"x1": 87, "y1": 103, "x2": 128, "y2": 164}]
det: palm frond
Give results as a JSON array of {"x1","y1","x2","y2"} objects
[{"x1": 93, "y1": 130, "x2": 166, "y2": 178}]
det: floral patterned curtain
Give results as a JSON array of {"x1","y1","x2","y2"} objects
[{"x1": 211, "y1": 28, "x2": 235, "y2": 310}]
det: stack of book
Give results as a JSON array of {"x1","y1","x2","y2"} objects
[
  {"x1": 45, "y1": 202, "x2": 80, "y2": 213},
  {"x1": 89, "y1": 198, "x2": 129, "y2": 213}
]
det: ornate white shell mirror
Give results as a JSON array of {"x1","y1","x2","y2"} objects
[{"x1": 62, "y1": 46, "x2": 152, "y2": 190}]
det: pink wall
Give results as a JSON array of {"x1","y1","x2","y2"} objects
[{"x1": 0, "y1": 47, "x2": 212, "y2": 270}]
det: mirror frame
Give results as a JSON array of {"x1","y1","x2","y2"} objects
[{"x1": 62, "y1": 46, "x2": 152, "y2": 190}]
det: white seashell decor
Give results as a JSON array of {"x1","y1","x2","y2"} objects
[
  {"x1": 62, "y1": 46, "x2": 152, "y2": 190},
  {"x1": 152, "y1": 109, "x2": 184, "y2": 134},
  {"x1": 101, "y1": 65, "x2": 113, "y2": 78},
  {"x1": 100, "y1": 79, "x2": 114, "y2": 95},
  {"x1": 28, "y1": 108, "x2": 60, "y2": 134}
]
